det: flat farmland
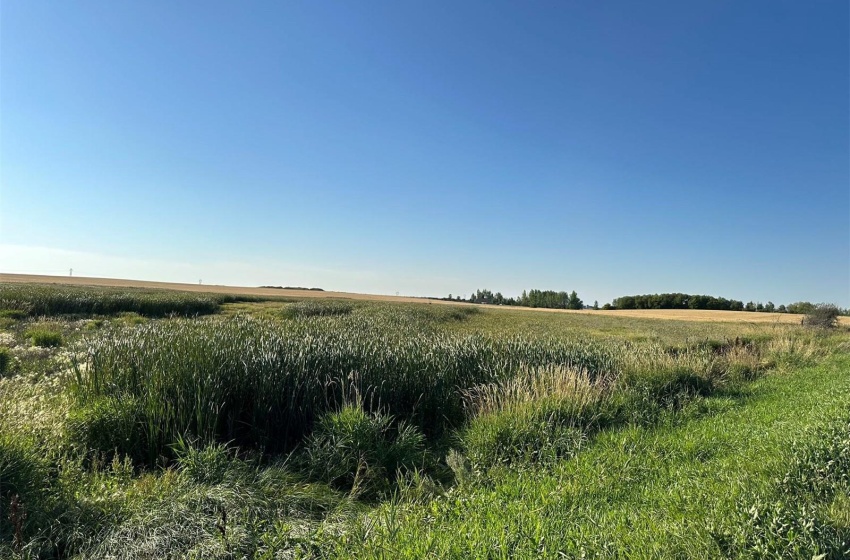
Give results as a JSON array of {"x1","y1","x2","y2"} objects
[{"x1": 3, "y1": 273, "x2": 841, "y2": 325}]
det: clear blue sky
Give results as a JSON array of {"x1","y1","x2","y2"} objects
[{"x1": 2, "y1": 1, "x2": 848, "y2": 306}]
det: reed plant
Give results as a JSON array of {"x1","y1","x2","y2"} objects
[
  {"x1": 0, "y1": 283, "x2": 256, "y2": 318},
  {"x1": 72, "y1": 311, "x2": 619, "y2": 463}
]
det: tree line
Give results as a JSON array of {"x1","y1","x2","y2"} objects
[
  {"x1": 607, "y1": 293, "x2": 848, "y2": 315},
  {"x1": 439, "y1": 290, "x2": 847, "y2": 316},
  {"x1": 444, "y1": 288, "x2": 584, "y2": 310}
]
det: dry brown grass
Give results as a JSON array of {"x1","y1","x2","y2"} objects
[{"x1": 3, "y1": 273, "x2": 846, "y2": 325}]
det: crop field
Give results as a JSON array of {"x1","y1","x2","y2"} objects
[
  {"x1": 0, "y1": 282, "x2": 848, "y2": 558},
  {"x1": 5, "y1": 274, "x2": 845, "y2": 327}
]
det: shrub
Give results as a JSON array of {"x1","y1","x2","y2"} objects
[
  {"x1": 803, "y1": 304, "x2": 840, "y2": 329},
  {"x1": 302, "y1": 404, "x2": 426, "y2": 498},
  {"x1": 26, "y1": 327, "x2": 63, "y2": 348}
]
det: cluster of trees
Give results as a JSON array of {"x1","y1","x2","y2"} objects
[
  {"x1": 519, "y1": 289, "x2": 583, "y2": 309},
  {"x1": 612, "y1": 293, "x2": 743, "y2": 311},
  {"x1": 447, "y1": 289, "x2": 584, "y2": 310},
  {"x1": 607, "y1": 293, "x2": 848, "y2": 315}
]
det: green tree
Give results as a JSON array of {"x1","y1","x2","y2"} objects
[{"x1": 802, "y1": 304, "x2": 840, "y2": 328}]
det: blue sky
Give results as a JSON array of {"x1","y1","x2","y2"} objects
[{"x1": 2, "y1": 1, "x2": 848, "y2": 305}]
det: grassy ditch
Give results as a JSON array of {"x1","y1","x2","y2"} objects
[
  {"x1": 321, "y1": 352, "x2": 850, "y2": 559},
  {"x1": 0, "y1": 291, "x2": 846, "y2": 558}
]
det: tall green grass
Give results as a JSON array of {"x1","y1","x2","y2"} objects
[
  {"x1": 3, "y1": 297, "x2": 844, "y2": 558},
  {"x1": 0, "y1": 283, "x2": 258, "y2": 318},
  {"x1": 72, "y1": 311, "x2": 620, "y2": 462},
  {"x1": 72, "y1": 303, "x2": 772, "y2": 470}
]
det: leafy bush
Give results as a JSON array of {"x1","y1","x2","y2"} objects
[
  {"x1": 302, "y1": 405, "x2": 426, "y2": 498},
  {"x1": 26, "y1": 327, "x2": 63, "y2": 348},
  {"x1": 803, "y1": 304, "x2": 840, "y2": 329}
]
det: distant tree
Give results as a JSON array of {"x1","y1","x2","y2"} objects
[
  {"x1": 567, "y1": 290, "x2": 583, "y2": 310},
  {"x1": 593, "y1": 300, "x2": 599, "y2": 310},
  {"x1": 777, "y1": 304, "x2": 787, "y2": 313},
  {"x1": 613, "y1": 296, "x2": 636, "y2": 309},
  {"x1": 756, "y1": 302, "x2": 764, "y2": 312},
  {"x1": 787, "y1": 302, "x2": 816, "y2": 315},
  {"x1": 448, "y1": 294, "x2": 452, "y2": 301},
  {"x1": 602, "y1": 303, "x2": 614, "y2": 310},
  {"x1": 764, "y1": 301, "x2": 775, "y2": 312},
  {"x1": 745, "y1": 301, "x2": 756, "y2": 312}
]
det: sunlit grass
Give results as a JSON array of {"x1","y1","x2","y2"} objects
[{"x1": 0, "y1": 286, "x2": 847, "y2": 558}]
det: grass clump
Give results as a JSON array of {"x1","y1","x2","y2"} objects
[
  {"x1": 25, "y1": 326, "x2": 63, "y2": 347},
  {"x1": 0, "y1": 434, "x2": 51, "y2": 550},
  {"x1": 281, "y1": 299, "x2": 355, "y2": 319},
  {"x1": 0, "y1": 309, "x2": 27, "y2": 320},
  {"x1": 302, "y1": 404, "x2": 426, "y2": 498},
  {"x1": 66, "y1": 396, "x2": 147, "y2": 465},
  {"x1": 462, "y1": 366, "x2": 606, "y2": 469},
  {"x1": 173, "y1": 439, "x2": 244, "y2": 485}
]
